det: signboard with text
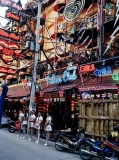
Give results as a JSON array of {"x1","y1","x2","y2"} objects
[
  {"x1": 5, "y1": 10, "x2": 20, "y2": 22},
  {"x1": 0, "y1": 67, "x2": 16, "y2": 74},
  {"x1": 0, "y1": 0, "x2": 22, "y2": 11},
  {"x1": 0, "y1": 28, "x2": 20, "y2": 41}
]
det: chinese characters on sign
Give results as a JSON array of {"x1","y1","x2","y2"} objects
[{"x1": 46, "y1": 66, "x2": 77, "y2": 84}]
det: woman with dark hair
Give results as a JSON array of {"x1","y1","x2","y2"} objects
[{"x1": 44, "y1": 112, "x2": 52, "y2": 146}]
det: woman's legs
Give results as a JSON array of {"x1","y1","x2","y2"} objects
[
  {"x1": 35, "y1": 129, "x2": 40, "y2": 143},
  {"x1": 44, "y1": 131, "x2": 50, "y2": 145},
  {"x1": 29, "y1": 127, "x2": 34, "y2": 140},
  {"x1": 23, "y1": 126, "x2": 26, "y2": 138}
]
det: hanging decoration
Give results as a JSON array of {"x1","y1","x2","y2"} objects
[
  {"x1": 70, "y1": 27, "x2": 75, "y2": 34},
  {"x1": 63, "y1": 0, "x2": 85, "y2": 22},
  {"x1": 56, "y1": 85, "x2": 64, "y2": 97}
]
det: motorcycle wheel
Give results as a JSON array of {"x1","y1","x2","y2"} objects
[
  {"x1": 104, "y1": 152, "x2": 118, "y2": 160},
  {"x1": 79, "y1": 144, "x2": 92, "y2": 160},
  {"x1": 8, "y1": 126, "x2": 16, "y2": 133},
  {"x1": 55, "y1": 138, "x2": 64, "y2": 151}
]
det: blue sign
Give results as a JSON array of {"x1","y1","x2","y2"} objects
[
  {"x1": 94, "y1": 66, "x2": 113, "y2": 77},
  {"x1": 46, "y1": 66, "x2": 77, "y2": 84}
]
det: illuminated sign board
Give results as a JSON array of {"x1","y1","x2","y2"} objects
[
  {"x1": 46, "y1": 66, "x2": 77, "y2": 84},
  {"x1": 0, "y1": 29, "x2": 20, "y2": 41},
  {"x1": 5, "y1": 10, "x2": 20, "y2": 22},
  {"x1": 112, "y1": 73, "x2": 119, "y2": 81},
  {"x1": 94, "y1": 66, "x2": 112, "y2": 77},
  {"x1": 0, "y1": 39, "x2": 19, "y2": 49},
  {"x1": 80, "y1": 64, "x2": 95, "y2": 73},
  {"x1": 0, "y1": 0, "x2": 22, "y2": 11},
  {"x1": 0, "y1": 67, "x2": 16, "y2": 74}
]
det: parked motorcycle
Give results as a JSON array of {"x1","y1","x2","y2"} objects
[
  {"x1": 55, "y1": 127, "x2": 85, "y2": 151},
  {"x1": 79, "y1": 137, "x2": 112, "y2": 160},
  {"x1": 103, "y1": 139, "x2": 119, "y2": 160},
  {"x1": 8, "y1": 120, "x2": 21, "y2": 133}
]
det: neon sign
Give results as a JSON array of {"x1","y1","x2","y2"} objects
[
  {"x1": 0, "y1": 29, "x2": 20, "y2": 41},
  {"x1": 46, "y1": 66, "x2": 77, "y2": 84},
  {"x1": 0, "y1": 67, "x2": 16, "y2": 74},
  {"x1": 112, "y1": 73, "x2": 119, "y2": 81},
  {"x1": 6, "y1": 10, "x2": 20, "y2": 22},
  {"x1": 80, "y1": 64, "x2": 95, "y2": 73},
  {"x1": 94, "y1": 66, "x2": 112, "y2": 77},
  {"x1": 0, "y1": 0, "x2": 22, "y2": 11},
  {"x1": 0, "y1": 39, "x2": 19, "y2": 49}
]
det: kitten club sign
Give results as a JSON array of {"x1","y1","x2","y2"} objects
[{"x1": 0, "y1": 0, "x2": 22, "y2": 11}]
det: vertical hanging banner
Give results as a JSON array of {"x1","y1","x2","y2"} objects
[
  {"x1": 5, "y1": 10, "x2": 20, "y2": 22},
  {"x1": 0, "y1": 0, "x2": 22, "y2": 11}
]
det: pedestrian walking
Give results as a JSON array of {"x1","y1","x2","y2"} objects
[
  {"x1": 17, "y1": 109, "x2": 24, "y2": 138},
  {"x1": 35, "y1": 112, "x2": 43, "y2": 144},
  {"x1": 44, "y1": 112, "x2": 52, "y2": 146},
  {"x1": 28, "y1": 110, "x2": 36, "y2": 141}
]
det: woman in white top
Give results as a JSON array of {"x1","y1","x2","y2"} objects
[
  {"x1": 44, "y1": 112, "x2": 52, "y2": 146},
  {"x1": 28, "y1": 110, "x2": 36, "y2": 141},
  {"x1": 17, "y1": 109, "x2": 24, "y2": 138},
  {"x1": 35, "y1": 112, "x2": 43, "y2": 143}
]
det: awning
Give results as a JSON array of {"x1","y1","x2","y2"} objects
[
  {"x1": 0, "y1": 85, "x2": 30, "y2": 98},
  {"x1": 79, "y1": 85, "x2": 118, "y2": 91},
  {"x1": 43, "y1": 79, "x2": 79, "y2": 93}
]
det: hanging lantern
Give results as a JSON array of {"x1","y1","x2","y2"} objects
[
  {"x1": 46, "y1": 102, "x2": 50, "y2": 111},
  {"x1": 71, "y1": 100, "x2": 75, "y2": 111}
]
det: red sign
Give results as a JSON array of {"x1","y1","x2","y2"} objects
[
  {"x1": 0, "y1": 0, "x2": 22, "y2": 11},
  {"x1": 0, "y1": 45, "x2": 21, "y2": 55},
  {"x1": 0, "y1": 67, "x2": 16, "y2": 74},
  {"x1": 0, "y1": 29, "x2": 20, "y2": 41},
  {"x1": 1, "y1": 54, "x2": 13, "y2": 63},
  {"x1": 6, "y1": 10, "x2": 20, "y2": 22},
  {"x1": 80, "y1": 64, "x2": 95, "y2": 73},
  {"x1": 0, "y1": 39, "x2": 19, "y2": 49}
]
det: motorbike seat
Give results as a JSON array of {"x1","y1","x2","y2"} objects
[
  {"x1": 60, "y1": 132, "x2": 74, "y2": 138},
  {"x1": 111, "y1": 142, "x2": 119, "y2": 146}
]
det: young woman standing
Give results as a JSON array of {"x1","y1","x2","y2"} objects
[
  {"x1": 44, "y1": 112, "x2": 52, "y2": 146},
  {"x1": 28, "y1": 110, "x2": 36, "y2": 141},
  {"x1": 35, "y1": 112, "x2": 43, "y2": 143}
]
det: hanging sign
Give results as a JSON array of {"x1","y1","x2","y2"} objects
[
  {"x1": 0, "y1": 0, "x2": 22, "y2": 11},
  {"x1": 46, "y1": 66, "x2": 77, "y2": 84},
  {"x1": 0, "y1": 45, "x2": 21, "y2": 55},
  {"x1": 0, "y1": 67, "x2": 16, "y2": 74},
  {"x1": 0, "y1": 29, "x2": 20, "y2": 41},
  {"x1": 1, "y1": 54, "x2": 13, "y2": 64},
  {"x1": 0, "y1": 39, "x2": 19, "y2": 49},
  {"x1": 94, "y1": 66, "x2": 113, "y2": 77},
  {"x1": 80, "y1": 64, "x2": 95, "y2": 73},
  {"x1": 5, "y1": 10, "x2": 20, "y2": 22}
]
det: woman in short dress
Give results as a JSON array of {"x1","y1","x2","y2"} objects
[
  {"x1": 35, "y1": 112, "x2": 43, "y2": 144},
  {"x1": 44, "y1": 112, "x2": 52, "y2": 146},
  {"x1": 28, "y1": 110, "x2": 36, "y2": 141}
]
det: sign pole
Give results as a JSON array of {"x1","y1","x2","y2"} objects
[{"x1": 29, "y1": 0, "x2": 43, "y2": 112}]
